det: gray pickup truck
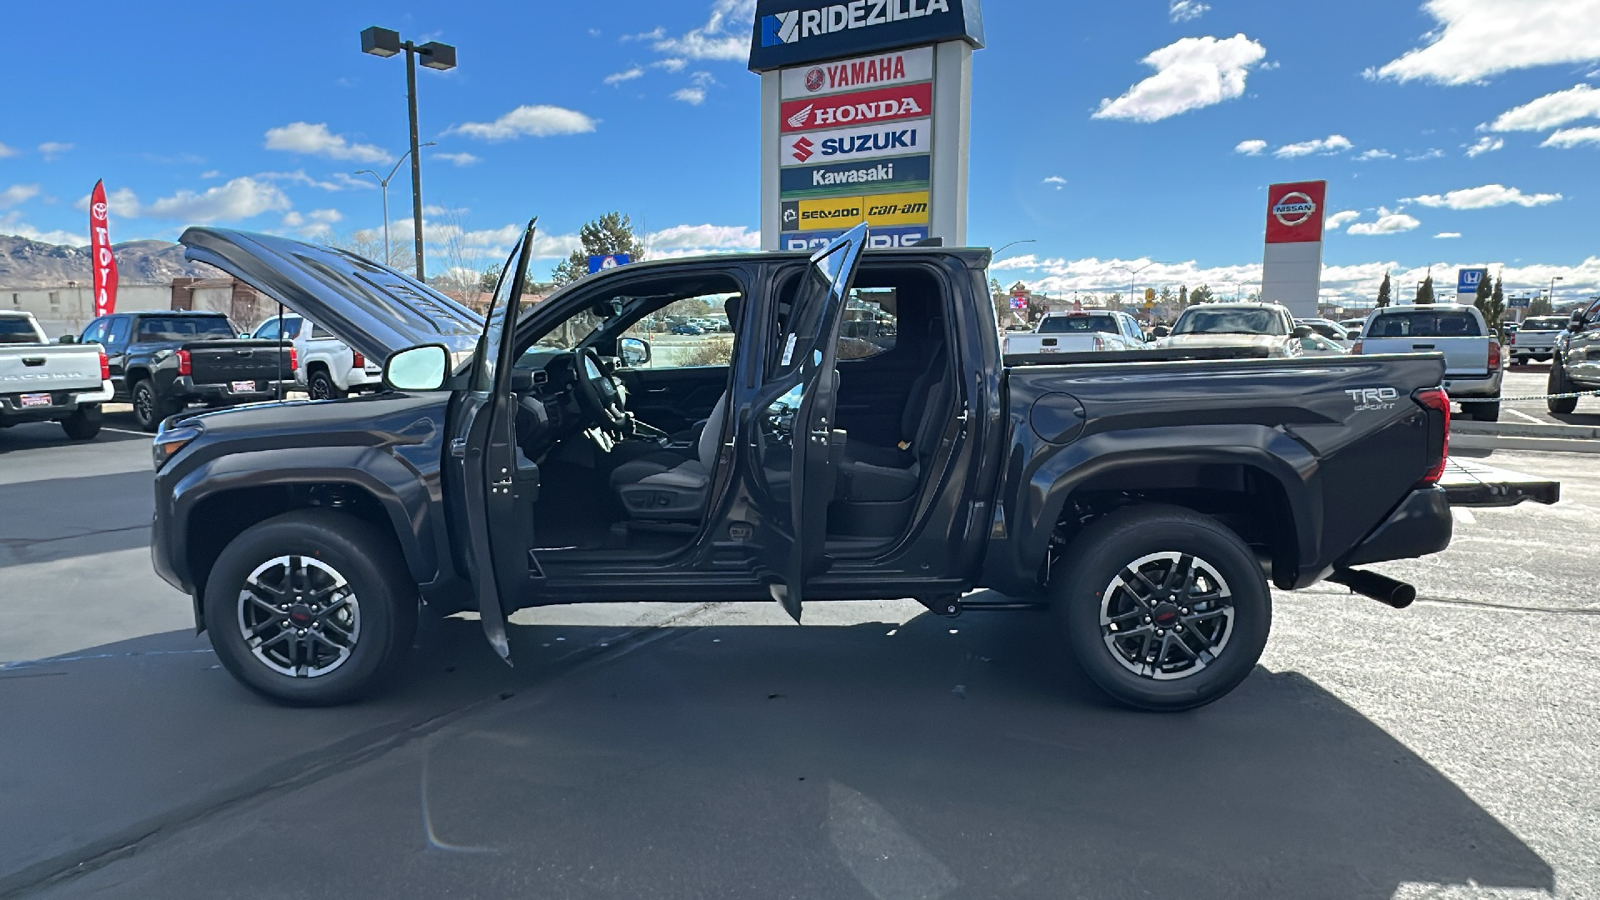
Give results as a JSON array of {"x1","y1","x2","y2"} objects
[{"x1": 0, "y1": 310, "x2": 110, "y2": 440}]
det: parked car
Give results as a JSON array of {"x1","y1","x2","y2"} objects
[
  {"x1": 1339, "y1": 317, "x2": 1368, "y2": 334},
  {"x1": 1162, "y1": 302, "x2": 1309, "y2": 358},
  {"x1": 80, "y1": 310, "x2": 294, "y2": 431},
  {"x1": 1002, "y1": 309, "x2": 1148, "y2": 355},
  {"x1": 670, "y1": 323, "x2": 705, "y2": 335},
  {"x1": 1296, "y1": 333, "x2": 1350, "y2": 356},
  {"x1": 0, "y1": 310, "x2": 110, "y2": 439},
  {"x1": 147, "y1": 223, "x2": 1510, "y2": 715},
  {"x1": 1548, "y1": 297, "x2": 1600, "y2": 414},
  {"x1": 1507, "y1": 315, "x2": 1567, "y2": 365},
  {"x1": 250, "y1": 313, "x2": 384, "y2": 400},
  {"x1": 1353, "y1": 303, "x2": 1502, "y2": 421},
  {"x1": 1295, "y1": 317, "x2": 1353, "y2": 347}
]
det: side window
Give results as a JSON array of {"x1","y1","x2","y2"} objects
[
  {"x1": 619, "y1": 292, "x2": 742, "y2": 369},
  {"x1": 81, "y1": 318, "x2": 109, "y2": 344},
  {"x1": 106, "y1": 317, "x2": 130, "y2": 346},
  {"x1": 838, "y1": 287, "x2": 898, "y2": 360},
  {"x1": 254, "y1": 319, "x2": 279, "y2": 340}
]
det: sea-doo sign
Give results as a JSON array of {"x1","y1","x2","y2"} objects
[
  {"x1": 749, "y1": 0, "x2": 983, "y2": 72},
  {"x1": 1264, "y1": 180, "x2": 1328, "y2": 244}
]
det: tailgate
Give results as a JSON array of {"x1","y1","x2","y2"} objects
[
  {"x1": 1003, "y1": 333, "x2": 1102, "y2": 355},
  {"x1": 1363, "y1": 337, "x2": 1488, "y2": 375},
  {"x1": 185, "y1": 341, "x2": 288, "y2": 384},
  {"x1": 1438, "y1": 457, "x2": 1560, "y2": 508},
  {"x1": 0, "y1": 346, "x2": 103, "y2": 395}
]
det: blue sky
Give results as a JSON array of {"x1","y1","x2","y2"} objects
[{"x1": 3, "y1": 0, "x2": 1599, "y2": 305}]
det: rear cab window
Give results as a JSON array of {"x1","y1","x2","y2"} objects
[
  {"x1": 0, "y1": 316, "x2": 41, "y2": 344},
  {"x1": 1037, "y1": 314, "x2": 1118, "y2": 335},
  {"x1": 1368, "y1": 310, "x2": 1482, "y2": 338},
  {"x1": 135, "y1": 316, "x2": 237, "y2": 342}
]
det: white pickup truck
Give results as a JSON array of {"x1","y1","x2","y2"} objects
[
  {"x1": 0, "y1": 310, "x2": 112, "y2": 439},
  {"x1": 1507, "y1": 315, "x2": 1566, "y2": 365},
  {"x1": 1354, "y1": 303, "x2": 1503, "y2": 421},
  {"x1": 1001, "y1": 309, "x2": 1149, "y2": 355},
  {"x1": 251, "y1": 312, "x2": 383, "y2": 400}
]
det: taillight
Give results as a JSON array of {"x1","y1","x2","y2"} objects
[
  {"x1": 351, "y1": 351, "x2": 365, "y2": 369},
  {"x1": 1351, "y1": 340, "x2": 1363, "y2": 354},
  {"x1": 1508, "y1": 333, "x2": 1516, "y2": 346},
  {"x1": 289, "y1": 348, "x2": 299, "y2": 372},
  {"x1": 176, "y1": 349, "x2": 191, "y2": 376},
  {"x1": 1488, "y1": 340, "x2": 1501, "y2": 370},
  {"x1": 1414, "y1": 387, "x2": 1450, "y2": 484},
  {"x1": 98, "y1": 351, "x2": 109, "y2": 381}
]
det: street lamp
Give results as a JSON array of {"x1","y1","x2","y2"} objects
[
  {"x1": 354, "y1": 141, "x2": 436, "y2": 267},
  {"x1": 1549, "y1": 275, "x2": 1564, "y2": 308},
  {"x1": 994, "y1": 238, "x2": 1036, "y2": 257},
  {"x1": 1114, "y1": 261, "x2": 1157, "y2": 301},
  {"x1": 361, "y1": 26, "x2": 456, "y2": 281}
]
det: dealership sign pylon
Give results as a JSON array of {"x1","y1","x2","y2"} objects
[
  {"x1": 749, "y1": 0, "x2": 984, "y2": 252},
  {"x1": 1259, "y1": 180, "x2": 1326, "y2": 318}
]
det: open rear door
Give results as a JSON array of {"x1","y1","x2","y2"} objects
[
  {"x1": 460, "y1": 220, "x2": 539, "y2": 662},
  {"x1": 752, "y1": 224, "x2": 868, "y2": 622}
]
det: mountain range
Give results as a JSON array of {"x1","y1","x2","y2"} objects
[{"x1": 0, "y1": 234, "x2": 219, "y2": 289}]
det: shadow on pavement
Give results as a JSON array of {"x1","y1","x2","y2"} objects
[
  {"x1": 0, "y1": 423, "x2": 148, "y2": 451},
  {"x1": 0, "y1": 470, "x2": 154, "y2": 568},
  {"x1": 5, "y1": 608, "x2": 1552, "y2": 899}
]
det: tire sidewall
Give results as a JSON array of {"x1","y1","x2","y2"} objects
[
  {"x1": 204, "y1": 511, "x2": 415, "y2": 706},
  {"x1": 132, "y1": 380, "x2": 159, "y2": 431},
  {"x1": 309, "y1": 369, "x2": 343, "y2": 400},
  {"x1": 1055, "y1": 506, "x2": 1271, "y2": 711},
  {"x1": 1549, "y1": 358, "x2": 1579, "y2": 414},
  {"x1": 62, "y1": 404, "x2": 102, "y2": 440}
]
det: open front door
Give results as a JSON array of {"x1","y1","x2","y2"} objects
[
  {"x1": 753, "y1": 223, "x2": 868, "y2": 622},
  {"x1": 461, "y1": 220, "x2": 539, "y2": 662}
]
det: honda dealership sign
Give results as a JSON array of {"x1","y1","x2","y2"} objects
[
  {"x1": 751, "y1": 0, "x2": 984, "y2": 251},
  {"x1": 1259, "y1": 180, "x2": 1327, "y2": 317}
]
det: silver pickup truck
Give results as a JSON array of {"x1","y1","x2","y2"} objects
[
  {"x1": 1507, "y1": 315, "x2": 1565, "y2": 364},
  {"x1": 0, "y1": 311, "x2": 112, "y2": 440},
  {"x1": 1354, "y1": 303, "x2": 1503, "y2": 421}
]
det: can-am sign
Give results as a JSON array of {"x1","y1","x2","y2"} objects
[{"x1": 748, "y1": 0, "x2": 983, "y2": 72}]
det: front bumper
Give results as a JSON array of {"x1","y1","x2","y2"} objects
[
  {"x1": 171, "y1": 376, "x2": 296, "y2": 405},
  {"x1": 1340, "y1": 486, "x2": 1453, "y2": 567}
]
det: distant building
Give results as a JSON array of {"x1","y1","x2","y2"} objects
[{"x1": 3, "y1": 276, "x2": 275, "y2": 338}]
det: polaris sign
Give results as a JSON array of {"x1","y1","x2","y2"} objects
[{"x1": 748, "y1": 0, "x2": 983, "y2": 72}]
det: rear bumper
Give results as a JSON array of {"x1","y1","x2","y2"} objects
[
  {"x1": 1339, "y1": 486, "x2": 1453, "y2": 568},
  {"x1": 0, "y1": 380, "x2": 112, "y2": 421},
  {"x1": 170, "y1": 376, "x2": 295, "y2": 405},
  {"x1": 1442, "y1": 371, "x2": 1501, "y2": 399}
]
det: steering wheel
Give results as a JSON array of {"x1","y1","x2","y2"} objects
[{"x1": 572, "y1": 348, "x2": 628, "y2": 433}]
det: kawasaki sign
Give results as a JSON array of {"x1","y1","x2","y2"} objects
[{"x1": 748, "y1": 0, "x2": 984, "y2": 72}]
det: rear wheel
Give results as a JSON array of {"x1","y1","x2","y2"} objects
[
  {"x1": 1468, "y1": 399, "x2": 1501, "y2": 422},
  {"x1": 308, "y1": 367, "x2": 346, "y2": 401},
  {"x1": 60, "y1": 404, "x2": 102, "y2": 440},
  {"x1": 1051, "y1": 505, "x2": 1271, "y2": 712},
  {"x1": 1548, "y1": 360, "x2": 1579, "y2": 415},
  {"x1": 203, "y1": 509, "x2": 417, "y2": 706},
  {"x1": 131, "y1": 379, "x2": 176, "y2": 432}
]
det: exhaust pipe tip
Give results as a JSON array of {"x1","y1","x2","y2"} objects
[{"x1": 1329, "y1": 569, "x2": 1416, "y2": 610}]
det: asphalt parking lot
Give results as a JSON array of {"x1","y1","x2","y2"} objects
[
  {"x1": 1, "y1": 408, "x2": 1597, "y2": 899},
  {"x1": 1497, "y1": 363, "x2": 1600, "y2": 427}
]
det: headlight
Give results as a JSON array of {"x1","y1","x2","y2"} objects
[{"x1": 152, "y1": 424, "x2": 203, "y2": 470}]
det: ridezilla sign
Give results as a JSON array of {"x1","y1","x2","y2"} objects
[{"x1": 751, "y1": 0, "x2": 983, "y2": 251}]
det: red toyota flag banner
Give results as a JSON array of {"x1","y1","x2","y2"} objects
[{"x1": 89, "y1": 180, "x2": 119, "y2": 317}]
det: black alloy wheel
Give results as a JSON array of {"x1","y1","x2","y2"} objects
[
  {"x1": 1548, "y1": 359, "x2": 1579, "y2": 415},
  {"x1": 308, "y1": 368, "x2": 346, "y2": 401},
  {"x1": 1052, "y1": 504, "x2": 1271, "y2": 711},
  {"x1": 131, "y1": 379, "x2": 170, "y2": 432}
]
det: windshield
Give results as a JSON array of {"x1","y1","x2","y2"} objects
[
  {"x1": 1172, "y1": 308, "x2": 1286, "y2": 336},
  {"x1": 1037, "y1": 314, "x2": 1118, "y2": 335},
  {"x1": 135, "y1": 316, "x2": 236, "y2": 341},
  {"x1": 0, "y1": 318, "x2": 42, "y2": 344},
  {"x1": 1521, "y1": 317, "x2": 1566, "y2": 330},
  {"x1": 1368, "y1": 310, "x2": 1483, "y2": 338}
]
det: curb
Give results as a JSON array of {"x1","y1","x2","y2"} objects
[
  {"x1": 1451, "y1": 421, "x2": 1600, "y2": 440},
  {"x1": 1450, "y1": 433, "x2": 1600, "y2": 455}
]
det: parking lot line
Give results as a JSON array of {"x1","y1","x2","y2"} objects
[
  {"x1": 101, "y1": 427, "x2": 149, "y2": 436},
  {"x1": 1504, "y1": 408, "x2": 1545, "y2": 425}
]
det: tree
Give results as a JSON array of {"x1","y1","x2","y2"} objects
[
  {"x1": 989, "y1": 277, "x2": 1014, "y2": 326},
  {"x1": 551, "y1": 212, "x2": 647, "y2": 286},
  {"x1": 1189, "y1": 284, "x2": 1215, "y2": 306},
  {"x1": 1376, "y1": 271, "x2": 1392, "y2": 308},
  {"x1": 1477, "y1": 274, "x2": 1507, "y2": 341},
  {"x1": 1178, "y1": 285, "x2": 1189, "y2": 308},
  {"x1": 1529, "y1": 294, "x2": 1553, "y2": 316},
  {"x1": 1157, "y1": 286, "x2": 1174, "y2": 307},
  {"x1": 1415, "y1": 275, "x2": 1435, "y2": 305},
  {"x1": 1105, "y1": 292, "x2": 1123, "y2": 311}
]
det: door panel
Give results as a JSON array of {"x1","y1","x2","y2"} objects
[{"x1": 615, "y1": 365, "x2": 729, "y2": 435}]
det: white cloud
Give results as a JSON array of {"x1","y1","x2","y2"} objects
[
  {"x1": 72, "y1": 186, "x2": 142, "y2": 217},
  {"x1": 990, "y1": 254, "x2": 1045, "y2": 272},
  {"x1": 255, "y1": 169, "x2": 351, "y2": 192},
  {"x1": 0, "y1": 211, "x2": 83, "y2": 246},
  {"x1": 604, "y1": 67, "x2": 645, "y2": 85},
  {"x1": 309, "y1": 209, "x2": 342, "y2": 225},
  {"x1": 1406, "y1": 148, "x2": 1445, "y2": 161},
  {"x1": 1541, "y1": 125, "x2": 1600, "y2": 147},
  {"x1": 1169, "y1": 0, "x2": 1209, "y2": 22},
  {"x1": 1488, "y1": 83, "x2": 1600, "y2": 131},
  {"x1": 264, "y1": 122, "x2": 391, "y2": 164},
  {"x1": 1325, "y1": 210, "x2": 1362, "y2": 231},
  {"x1": 673, "y1": 87, "x2": 707, "y2": 105},
  {"x1": 200, "y1": 169, "x2": 222, "y2": 179},
  {"x1": 1274, "y1": 134, "x2": 1353, "y2": 158},
  {"x1": 1042, "y1": 175, "x2": 1067, "y2": 190},
  {"x1": 646, "y1": 223, "x2": 759, "y2": 253},
  {"x1": 281, "y1": 211, "x2": 304, "y2": 228},
  {"x1": 1406, "y1": 184, "x2": 1562, "y2": 209},
  {"x1": 1357, "y1": 148, "x2": 1395, "y2": 160},
  {"x1": 623, "y1": 27, "x2": 666, "y2": 42},
  {"x1": 1435, "y1": 232, "x2": 1462, "y2": 239},
  {"x1": 1093, "y1": 35, "x2": 1267, "y2": 123},
  {"x1": 1465, "y1": 136, "x2": 1504, "y2": 157},
  {"x1": 145, "y1": 177, "x2": 291, "y2": 222},
  {"x1": 449, "y1": 105, "x2": 597, "y2": 141},
  {"x1": 0, "y1": 142, "x2": 17, "y2": 158},
  {"x1": 37, "y1": 142, "x2": 73, "y2": 161},
  {"x1": 433, "y1": 152, "x2": 480, "y2": 167},
  {"x1": 651, "y1": 0, "x2": 754, "y2": 61},
  {"x1": 1373, "y1": 0, "x2": 1600, "y2": 85},
  {"x1": 1234, "y1": 139, "x2": 1267, "y2": 156},
  {"x1": 0, "y1": 184, "x2": 40, "y2": 209},
  {"x1": 1347, "y1": 210, "x2": 1421, "y2": 235},
  {"x1": 654, "y1": 58, "x2": 688, "y2": 72}
]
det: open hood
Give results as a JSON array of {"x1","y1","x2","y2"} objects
[{"x1": 181, "y1": 227, "x2": 484, "y2": 363}]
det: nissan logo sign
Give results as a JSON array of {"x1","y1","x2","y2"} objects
[{"x1": 1271, "y1": 192, "x2": 1317, "y2": 227}]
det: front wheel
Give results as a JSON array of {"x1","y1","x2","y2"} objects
[
  {"x1": 204, "y1": 509, "x2": 417, "y2": 706},
  {"x1": 60, "y1": 404, "x2": 102, "y2": 440},
  {"x1": 1052, "y1": 505, "x2": 1271, "y2": 712},
  {"x1": 1548, "y1": 361, "x2": 1579, "y2": 415}
]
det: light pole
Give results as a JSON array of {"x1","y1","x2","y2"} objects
[
  {"x1": 354, "y1": 141, "x2": 436, "y2": 267},
  {"x1": 1549, "y1": 275, "x2": 1563, "y2": 309},
  {"x1": 361, "y1": 26, "x2": 456, "y2": 281},
  {"x1": 1115, "y1": 261, "x2": 1157, "y2": 306},
  {"x1": 994, "y1": 238, "x2": 1036, "y2": 257}
]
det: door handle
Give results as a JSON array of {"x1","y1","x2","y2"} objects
[
  {"x1": 450, "y1": 438, "x2": 468, "y2": 458},
  {"x1": 646, "y1": 387, "x2": 670, "y2": 393}
]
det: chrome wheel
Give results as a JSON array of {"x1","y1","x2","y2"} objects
[
  {"x1": 1100, "y1": 551, "x2": 1234, "y2": 681},
  {"x1": 237, "y1": 555, "x2": 361, "y2": 678}
]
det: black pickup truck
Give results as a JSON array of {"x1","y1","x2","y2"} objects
[
  {"x1": 148, "y1": 224, "x2": 1545, "y2": 712},
  {"x1": 77, "y1": 309, "x2": 294, "y2": 430}
]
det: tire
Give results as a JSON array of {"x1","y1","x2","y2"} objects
[
  {"x1": 203, "y1": 509, "x2": 417, "y2": 706},
  {"x1": 60, "y1": 404, "x2": 102, "y2": 440},
  {"x1": 1468, "y1": 400, "x2": 1501, "y2": 422},
  {"x1": 1548, "y1": 360, "x2": 1579, "y2": 415},
  {"x1": 1051, "y1": 504, "x2": 1271, "y2": 712},
  {"x1": 1512, "y1": 357, "x2": 1527, "y2": 367},
  {"x1": 131, "y1": 379, "x2": 176, "y2": 432},
  {"x1": 308, "y1": 367, "x2": 347, "y2": 401}
]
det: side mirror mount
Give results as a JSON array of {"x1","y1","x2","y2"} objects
[
  {"x1": 1570, "y1": 313, "x2": 1586, "y2": 333},
  {"x1": 1293, "y1": 325, "x2": 1315, "y2": 339},
  {"x1": 618, "y1": 336, "x2": 651, "y2": 367},
  {"x1": 383, "y1": 344, "x2": 451, "y2": 392},
  {"x1": 239, "y1": 332, "x2": 253, "y2": 339},
  {"x1": 58, "y1": 335, "x2": 77, "y2": 344}
]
